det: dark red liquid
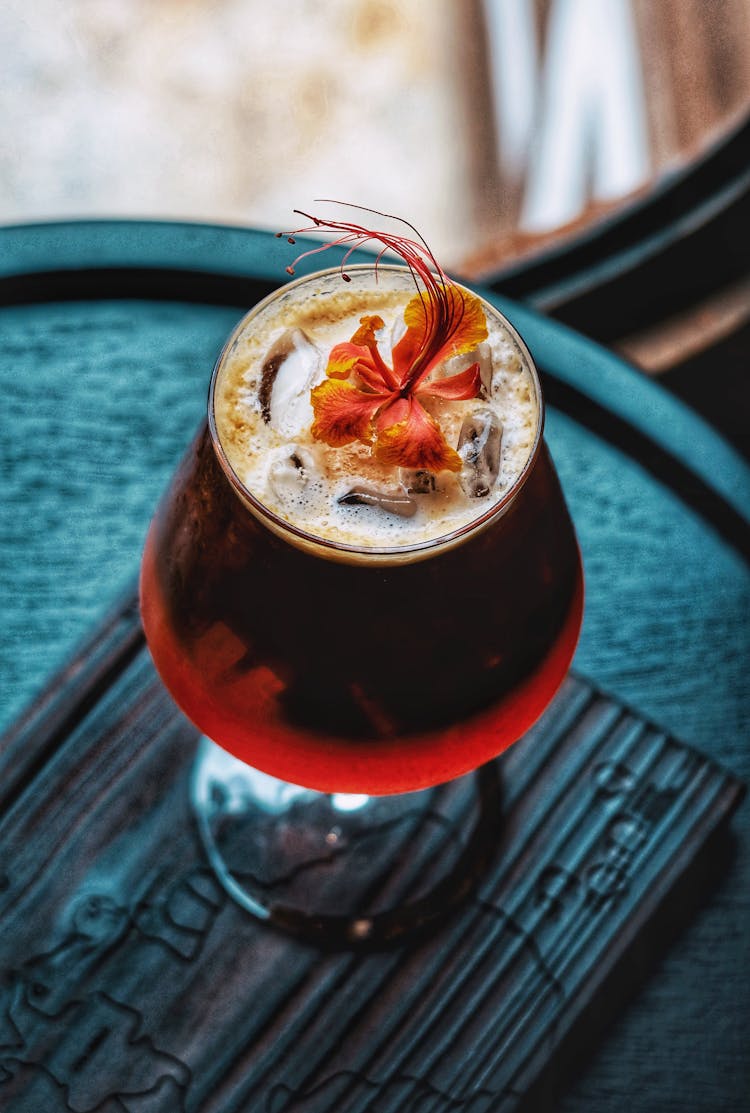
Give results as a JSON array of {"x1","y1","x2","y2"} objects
[{"x1": 140, "y1": 422, "x2": 583, "y2": 793}]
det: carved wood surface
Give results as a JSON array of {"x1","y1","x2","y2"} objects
[{"x1": 0, "y1": 619, "x2": 742, "y2": 1112}]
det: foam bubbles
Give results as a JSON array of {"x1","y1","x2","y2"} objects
[{"x1": 213, "y1": 268, "x2": 539, "y2": 549}]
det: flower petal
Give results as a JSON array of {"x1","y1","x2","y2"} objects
[
  {"x1": 325, "y1": 342, "x2": 391, "y2": 393},
  {"x1": 375, "y1": 397, "x2": 462, "y2": 472},
  {"x1": 390, "y1": 320, "x2": 424, "y2": 385},
  {"x1": 326, "y1": 342, "x2": 369, "y2": 380},
  {"x1": 394, "y1": 285, "x2": 488, "y2": 389},
  {"x1": 417, "y1": 361, "x2": 482, "y2": 401},
  {"x1": 350, "y1": 314, "x2": 385, "y2": 347},
  {"x1": 310, "y1": 379, "x2": 391, "y2": 447},
  {"x1": 350, "y1": 314, "x2": 399, "y2": 390}
]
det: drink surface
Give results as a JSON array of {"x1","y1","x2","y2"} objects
[{"x1": 213, "y1": 267, "x2": 539, "y2": 549}]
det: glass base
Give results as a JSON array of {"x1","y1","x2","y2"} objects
[{"x1": 191, "y1": 737, "x2": 503, "y2": 948}]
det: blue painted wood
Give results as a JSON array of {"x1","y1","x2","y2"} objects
[
  {"x1": 0, "y1": 221, "x2": 748, "y2": 1112},
  {"x1": 491, "y1": 295, "x2": 750, "y2": 525},
  {"x1": 0, "y1": 219, "x2": 282, "y2": 284}
]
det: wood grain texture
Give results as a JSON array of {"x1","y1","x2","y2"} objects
[{"x1": 0, "y1": 632, "x2": 742, "y2": 1112}]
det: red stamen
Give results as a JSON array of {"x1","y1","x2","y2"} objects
[{"x1": 279, "y1": 203, "x2": 461, "y2": 387}]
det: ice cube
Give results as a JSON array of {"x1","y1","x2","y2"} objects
[
  {"x1": 386, "y1": 315, "x2": 407, "y2": 363},
  {"x1": 457, "y1": 409, "x2": 503, "y2": 498},
  {"x1": 441, "y1": 340, "x2": 494, "y2": 397},
  {"x1": 338, "y1": 485, "x2": 417, "y2": 518},
  {"x1": 258, "y1": 333, "x2": 289, "y2": 422},
  {"x1": 400, "y1": 468, "x2": 436, "y2": 495},
  {"x1": 268, "y1": 446, "x2": 315, "y2": 506},
  {"x1": 258, "y1": 328, "x2": 322, "y2": 437}
]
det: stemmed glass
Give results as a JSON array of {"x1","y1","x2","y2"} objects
[{"x1": 139, "y1": 254, "x2": 583, "y2": 947}]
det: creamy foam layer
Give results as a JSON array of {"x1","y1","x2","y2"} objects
[{"x1": 213, "y1": 267, "x2": 539, "y2": 548}]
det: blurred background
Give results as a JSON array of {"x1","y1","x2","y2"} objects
[{"x1": 2, "y1": 0, "x2": 749, "y2": 266}]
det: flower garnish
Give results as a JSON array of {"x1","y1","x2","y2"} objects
[{"x1": 278, "y1": 203, "x2": 488, "y2": 473}]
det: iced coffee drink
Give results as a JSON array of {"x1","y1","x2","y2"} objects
[
  {"x1": 214, "y1": 267, "x2": 537, "y2": 553},
  {"x1": 140, "y1": 227, "x2": 582, "y2": 794}
]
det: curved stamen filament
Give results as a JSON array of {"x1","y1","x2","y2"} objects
[{"x1": 281, "y1": 202, "x2": 479, "y2": 404}]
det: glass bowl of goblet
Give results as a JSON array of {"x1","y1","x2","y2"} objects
[{"x1": 139, "y1": 265, "x2": 583, "y2": 947}]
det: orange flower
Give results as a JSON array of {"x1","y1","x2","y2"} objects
[{"x1": 281, "y1": 206, "x2": 488, "y2": 472}]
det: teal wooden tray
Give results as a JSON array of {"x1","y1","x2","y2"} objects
[{"x1": 0, "y1": 220, "x2": 748, "y2": 1112}]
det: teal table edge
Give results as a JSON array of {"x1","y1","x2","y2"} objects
[{"x1": 1, "y1": 218, "x2": 749, "y2": 541}]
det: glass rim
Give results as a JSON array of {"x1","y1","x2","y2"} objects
[{"x1": 207, "y1": 263, "x2": 545, "y2": 563}]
